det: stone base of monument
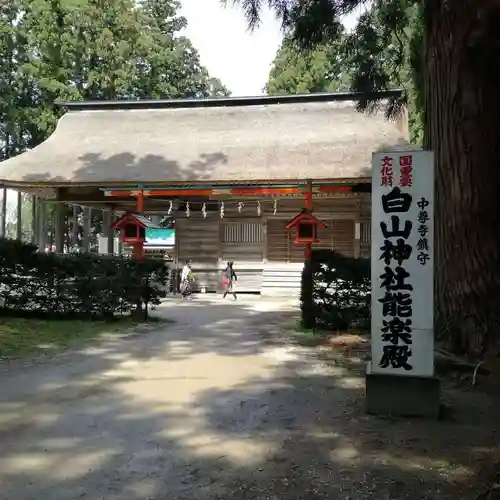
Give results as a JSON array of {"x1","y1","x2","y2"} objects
[{"x1": 365, "y1": 362, "x2": 441, "y2": 418}]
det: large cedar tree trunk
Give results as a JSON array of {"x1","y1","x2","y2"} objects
[{"x1": 424, "y1": 1, "x2": 500, "y2": 359}]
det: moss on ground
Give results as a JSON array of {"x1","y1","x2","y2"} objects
[{"x1": 0, "y1": 316, "x2": 165, "y2": 359}]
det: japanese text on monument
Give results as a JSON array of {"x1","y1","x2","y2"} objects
[
  {"x1": 371, "y1": 151, "x2": 434, "y2": 377},
  {"x1": 378, "y1": 155, "x2": 414, "y2": 371}
]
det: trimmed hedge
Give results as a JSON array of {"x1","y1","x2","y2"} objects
[
  {"x1": 0, "y1": 238, "x2": 167, "y2": 320},
  {"x1": 300, "y1": 258, "x2": 316, "y2": 329},
  {"x1": 300, "y1": 249, "x2": 370, "y2": 331}
]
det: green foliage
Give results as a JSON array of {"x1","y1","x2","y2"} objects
[
  {"x1": 0, "y1": 237, "x2": 168, "y2": 320},
  {"x1": 299, "y1": 257, "x2": 316, "y2": 330},
  {"x1": 0, "y1": 0, "x2": 37, "y2": 157},
  {"x1": 301, "y1": 249, "x2": 371, "y2": 331},
  {"x1": 266, "y1": 35, "x2": 352, "y2": 94},
  {"x1": 344, "y1": 1, "x2": 423, "y2": 143}
]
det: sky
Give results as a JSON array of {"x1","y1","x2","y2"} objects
[{"x1": 179, "y1": 0, "x2": 361, "y2": 97}]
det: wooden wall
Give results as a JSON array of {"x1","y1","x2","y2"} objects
[
  {"x1": 219, "y1": 219, "x2": 264, "y2": 291},
  {"x1": 263, "y1": 195, "x2": 365, "y2": 262},
  {"x1": 269, "y1": 218, "x2": 355, "y2": 263},
  {"x1": 173, "y1": 193, "x2": 372, "y2": 292},
  {"x1": 175, "y1": 217, "x2": 220, "y2": 290},
  {"x1": 220, "y1": 220, "x2": 264, "y2": 262},
  {"x1": 176, "y1": 217, "x2": 219, "y2": 265},
  {"x1": 360, "y1": 218, "x2": 371, "y2": 258},
  {"x1": 175, "y1": 213, "x2": 266, "y2": 292},
  {"x1": 266, "y1": 219, "x2": 288, "y2": 262},
  {"x1": 358, "y1": 194, "x2": 371, "y2": 258}
]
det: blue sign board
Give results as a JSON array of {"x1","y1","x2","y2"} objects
[{"x1": 145, "y1": 228, "x2": 175, "y2": 247}]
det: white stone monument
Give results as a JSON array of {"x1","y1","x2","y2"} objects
[{"x1": 365, "y1": 149, "x2": 440, "y2": 418}]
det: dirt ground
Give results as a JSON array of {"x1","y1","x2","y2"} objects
[{"x1": 0, "y1": 295, "x2": 499, "y2": 500}]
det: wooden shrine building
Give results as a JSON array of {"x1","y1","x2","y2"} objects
[{"x1": 0, "y1": 91, "x2": 409, "y2": 295}]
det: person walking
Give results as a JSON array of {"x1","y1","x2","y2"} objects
[
  {"x1": 221, "y1": 261, "x2": 237, "y2": 300},
  {"x1": 180, "y1": 260, "x2": 193, "y2": 299}
]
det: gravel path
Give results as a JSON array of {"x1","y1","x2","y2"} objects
[{"x1": 0, "y1": 295, "x2": 498, "y2": 500}]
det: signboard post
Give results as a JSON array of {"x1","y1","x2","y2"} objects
[{"x1": 365, "y1": 149, "x2": 440, "y2": 418}]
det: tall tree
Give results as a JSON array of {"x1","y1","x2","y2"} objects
[
  {"x1": 20, "y1": 0, "x2": 81, "y2": 138},
  {"x1": 71, "y1": 0, "x2": 145, "y2": 100},
  {"x1": 134, "y1": 0, "x2": 229, "y2": 98},
  {"x1": 0, "y1": 3, "x2": 16, "y2": 159},
  {"x1": 341, "y1": 4, "x2": 425, "y2": 147},
  {"x1": 230, "y1": 0, "x2": 500, "y2": 359},
  {"x1": 266, "y1": 34, "x2": 351, "y2": 95},
  {"x1": 0, "y1": 1, "x2": 30, "y2": 158},
  {"x1": 3, "y1": 0, "x2": 230, "y2": 151}
]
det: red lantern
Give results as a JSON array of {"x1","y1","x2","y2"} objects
[
  {"x1": 111, "y1": 211, "x2": 162, "y2": 260},
  {"x1": 285, "y1": 209, "x2": 327, "y2": 245}
]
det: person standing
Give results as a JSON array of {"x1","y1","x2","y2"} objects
[{"x1": 222, "y1": 261, "x2": 237, "y2": 300}]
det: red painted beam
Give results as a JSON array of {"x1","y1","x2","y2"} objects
[
  {"x1": 231, "y1": 187, "x2": 300, "y2": 196},
  {"x1": 318, "y1": 186, "x2": 352, "y2": 193},
  {"x1": 104, "y1": 185, "x2": 352, "y2": 199},
  {"x1": 147, "y1": 189, "x2": 214, "y2": 197}
]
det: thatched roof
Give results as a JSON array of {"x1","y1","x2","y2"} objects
[{"x1": 0, "y1": 92, "x2": 408, "y2": 186}]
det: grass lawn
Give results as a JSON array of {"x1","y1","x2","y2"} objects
[{"x1": 0, "y1": 316, "x2": 156, "y2": 359}]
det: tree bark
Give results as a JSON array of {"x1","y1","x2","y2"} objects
[{"x1": 424, "y1": 1, "x2": 500, "y2": 359}]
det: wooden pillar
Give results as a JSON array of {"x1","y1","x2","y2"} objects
[
  {"x1": 49, "y1": 204, "x2": 54, "y2": 249},
  {"x1": 0, "y1": 188, "x2": 7, "y2": 238},
  {"x1": 82, "y1": 207, "x2": 92, "y2": 252},
  {"x1": 31, "y1": 196, "x2": 37, "y2": 244},
  {"x1": 216, "y1": 221, "x2": 222, "y2": 265},
  {"x1": 33, "y1": 197, "x2": 39, "y2": 245},
  {"x1": 305, "y1": 179, "x2": 313, "y2": 261},
  {"x1": 104, "y1": 209, "x2": 114, "y2": 255},
  {"x1": 353, "y1": 199, "x2": 362, "y2": 259},
  {"x1": 286, "y1": 230, "x2": 291, "y2": 263},
  {"x1": 262, "y1": 219, "x2": 268, "y2": 263},
  {"x1": 55, "y1": 202, "x2": 65, "y2": 253},
  {"x1": 38, "y1": 199, "x2": 47, "y2": 251},
  {"x1": 72, "y1": 205, "x2": 78, "y2": 248},
  {"x1": 354, "y1": 221, "x2": 361, "y2": 258},
  {"x1": 137, "y1": 189, "x2": 144, "y2": 212},
  {"x1": 16, "y1": 191, "x2": 22, "y2": 241},
  {"x1": 134, "y1": 189, "x2": 144, "y2": 260}
]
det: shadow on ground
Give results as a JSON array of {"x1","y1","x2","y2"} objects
[{"x1": 0, "y1": 296, "x2": 498, "y2": 500}]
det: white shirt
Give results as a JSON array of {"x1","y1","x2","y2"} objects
[{"x1": 181, "y1": 265, "x2": 190, "y2": 282}]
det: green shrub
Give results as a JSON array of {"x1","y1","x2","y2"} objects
[
  {"x1": 300, "y1": 249, "x2": 371, "y2": 332},
  {"x1": 0, "y1": 238, "x2": 167, "y2": 320}
]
